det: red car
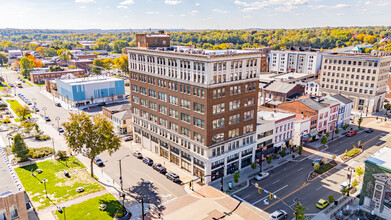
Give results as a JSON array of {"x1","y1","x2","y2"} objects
[{"x1": 346, "y1": 130, "x2": 357, "y2": 137}]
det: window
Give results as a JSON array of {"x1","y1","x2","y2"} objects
[
  {"x1": 181, "y1": 113, "x2": 191, "y2": 123},
  {"x1": 193, "y1": 102, "x2": 204, "y2": 114},
  {"x1": 229, "y1": 114, "x2": 240, "y2": 125},
  {"x1": 9, "y1": 206, "x2": 18, "y2": 219},
  {"x1": 149, "y1": 102, "x2": 157, "y2": 111},
  {"x1": 180, "y1": 99, "x2": 191, "y2": 109},
  {"x1": 169, "y1": 109, "x2": 178, "y2": 119},
  {"x1": 181, "y1": 127, "x2": 191, "y2": 137},
  {"x1": 243, "y1": 124, "x2": 254, "y2": 134},
  {"x1": 212, "y1": 133, "x2": 225, "y2": 144},
  {"x1": 149, "y1": 89, "x2": 156, "y2": 98},
  {"x1": 169, "y1": 95, "x2": 178, "y2": 105},
  {"x1": 158, "y1": 92, "x2": 167, "y2": 102},
  {"x1": 228, "y1": 128, "x2": 240, "y2": 139},
  {"x1": 213, "y1": 88, "x2": 226, "y2": 98},
  {"x1": 213, "y1": 103, "x2": 225, "y2": 114},
  {"x1": 140, "y1": 98, "x2": 148, "y2": 107},
  {"x1": 132, "y1": 96, "x2": 139, "y2": 104},
  {"x1": 229, "y1": 100, "x2": 241, "y2": 110},
  {"x1": 159, "y1": 105, "x2": 167, "y2": 115},
  {"x1": 140, "y1": 87, "x2": 147, "y2": 95},
  {"x1": 213, "y1": 118, "x2": 225, "y2": 129},
  {"x1": 132, "y1": 85, "x2": 138, "y2": 92},
  {"x1": 244, "y1": 110, "x2": 254, "y2": 120},
  {"x1": 194, "y1": 132, "x2": 204, "y2": 143},
  {"x1": 193, "y1": 117, "x2": 205, "y2": 129},
  {"x1": 149, "y1": 114, "x2": 157, "y2": 123},
  {"x1": 230, "y1": 85, "x2": 241, "y2": 95},
  {"x1": 159, "y1": 118, "x2": 167, "y2": 127},
  {"x1": 244, "y1": 97, "x2": 255, "y2": 107},
  {"x1": 170, "y1": 122, "x2": 178, "y2": 132}
]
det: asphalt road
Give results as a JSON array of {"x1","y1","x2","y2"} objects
[{"x1": 233, "y1": 129, "x2": 386, "y2": 219}]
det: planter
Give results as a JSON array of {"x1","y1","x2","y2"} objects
[{"x1": 114, "y1": 210, "x2": 131, "y2": 220}]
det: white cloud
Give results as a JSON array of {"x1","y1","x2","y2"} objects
[
  {"x1": 75, "y1": 0, "x2": 95, "y2": 3},
  {"x1": 235, "y1": 0, "x2": 308, "y2": 12},
  {"x1": 213, "y1": 9, "x2": 229, "y2": 13},
  {"x1": 146, "y1": 11, "x2": 160, "y2": 14},
  {"x1": 119, "y1": 0, "x2": 134, "y2": 5},
  {"x1": 337, "y1": 13, "x2": 345, "y2": 16},
  {"x1": 117, "y1": 5, "x2": 128, "y2": 9},
  {"x1": 80, "y1": 6, "x2": 86, "y2": 8},
  {"x1": 195, "y1": 2, "x2": 200, "y2": 6},
  {"x1": 190, "y1": 10, "x2": 199, "y2": 15},
  {"x1": 165, "y1": 0, "x2": 182, "y2": 5},
  {"x1": 308, "y1": 3, "x2": 350, "y2": 9},
  {"x1": 180, "y1": 13, "x2": 186, "y2": 16}
]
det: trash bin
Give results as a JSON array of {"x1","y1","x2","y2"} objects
[
  {"x1": 292, "y1": 154, "x2": 295, "y2": 159},
  {"x1": 334, "y1": 200, "x2": 338, "y2": 205}
]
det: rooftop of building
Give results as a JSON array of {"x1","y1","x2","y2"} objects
[
  {"x1": 365, "y1": 147, "x2": 391, "y2": 172},
  {"x1": 272, "y1": 46, "x2": 318, "y2": 53},
  {"x1": 0, "y1": 147, "x2": 23, "y2": 196},
  {"x1": 125, "y1": 46, "x2": 263, "y2": 58},
  {"x1": 297, "y1": 97, "x2": 328, "y2": 111},
  {"x1": 57, "y1": 76, "x2": 124, "y2": 86},
  {"x1": 263, "y1": 81, "x2": 301, "y2": 94},
  {"x1": 31, "y1": 69, "x2": 84, "y2": 75},
  {"x1": 103, "y1": 104, "x2": 131, "y2": 112},
  {"x1": 112, "y1": 109, "x2": 132, "y2": 120},
  {"x1": 323, "y1": 52, "x2": 391, "y2": 59},
  {"x1": 330, "y1": 94, "x2": 354, "y2": 104},
  {"x1": 257, "y1": 110, "x2": 295, "y2": 122},
  {"x1": 259, "y1": 73, "x2": 314, "y2": 84}
]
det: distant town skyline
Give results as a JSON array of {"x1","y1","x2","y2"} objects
[{"x1": 0, "y1": 0, "x2": 390, "y2": 30}]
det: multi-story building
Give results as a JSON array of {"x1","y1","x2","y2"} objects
[
  {"x1": 126, "y1": 40, "x2": 261, "y2": 183},
  {"x1": 305, "y1": 80, "x2": 320, "y2": 96},
  {"x1": 30, "y1": 69, "x2": 85, "y2": 84},
  {"x1": 260, "y1": 81, "x2": 305, "y2": 107},
  {"x1": 0, "y1": 148, "x2": 28, "y2": 220},
  {"x1": 325, "y1": 94, "x2": 353, "y2": 129},
  {"x1": 319, "y1": 53, "x2": 391, "y2": 115},
  {"x1": 269, "y1": 47, "x2": 322, "y2": 75},
  {"x1": 319, "y1": 99, "x2": 340, "y2": 133},
  {"x1": 256, "y1": 113, "x2": 275, "y2": 160}
]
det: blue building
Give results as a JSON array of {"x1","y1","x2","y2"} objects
[
  {"x1": 56, "y1": 76, "x2": 125, "y2": 107},
  {"x1": 325, "y1": 94, "x2": 353, "y2": 129}
]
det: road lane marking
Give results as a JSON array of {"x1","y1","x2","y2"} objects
[
  {"x1": 315, "y1": 186, "x2": 323, "y2": 191},
  {"x1": 297, "y1": 167, "x2": 304, "y2": 172},
  {"x1": 263, "y1": 182, "x2": 310, "y2": 210},
  {"x1": 132, "y1": 169, "x2": 179, "y2": 198},
  {"x1": 252, "y1": 184, "x2": 288, "y2": 205},
  {"x1": 272, "y1": 180, "x2": 280, "y2": 184}
]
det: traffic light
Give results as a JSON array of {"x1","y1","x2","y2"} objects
[
  {"x1": 269, "y1": 193, "x2": 273, "y2": 200},
  {"x1": 58, "y1": 207, "x2": 63, "y2": 214},
  {"x1": 347, "y1": 174, "x2": 351, "y2": 179},
  {"x1": 258, "y1": 187, "x2": 262, "y2": 194},
  {"x1": 189, "y1": 181, "x2": 192, "y2": 188}
]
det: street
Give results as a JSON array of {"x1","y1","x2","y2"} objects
[{"x1": 233, "y1": 129, "x2": 386, "y2": 219}]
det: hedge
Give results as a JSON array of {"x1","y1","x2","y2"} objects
[
  {"x1": 315, "y1": 163, "x2": 334, "y2": 174},
  {"x1": 35, "y1": 134, "x2": 50, "y2": 141},
  {"x1": 28, "y1": 147, "x2": 54, "y2": 159}
]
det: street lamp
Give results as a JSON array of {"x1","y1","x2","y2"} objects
[
  {"x1": 42, "y1": 178, "x2": 48, "y2": 198},
  {"x1": 55, "y1": 117, "x2": 60, "y2": 134},
  {"x1": 118, "y1": 155, "x2": 130, "y2": 192},
  {"x1": 42, "y1": 107, "x2": 47, "y2": 119},
  {"x1": 58, "y1": 206, "x2": 66, "y2": 220}
]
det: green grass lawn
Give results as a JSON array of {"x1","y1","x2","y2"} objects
[
  {"x1": 6, "y1": 99, "x2": 32, "y2": 119},
  {"x1": 15, "y1": 157, "x2": 104, "y2": 210},
  {"x1": 54, "y1": 193, "x2": 122, "y2": 220}
]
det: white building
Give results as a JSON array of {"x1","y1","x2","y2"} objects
[
  {"x1": 258, "y1": 111, "x2": 296, "y2": 149},
  {"x1": 269, "y1": 49, "x2": 322, "y2": 76},
  {"x1": 112, "y1": 110, "x2": 133, "y2": 134},
  {"x1": 305, "y1": 80, "x2": 320, "y2": 96},
  {"x1": 293, "y1": 115, "x2": 311, "y2": 146},
  {"x1": 256, "y1": 114, "x2": 275, "y2": 159}
]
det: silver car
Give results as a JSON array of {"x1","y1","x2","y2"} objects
[
  {"x1": 255, "y1": 172, "x2": 270, "y2": 181},
  {"x1": 270, "y1": 210, "x2": 287, "y2": 220}
]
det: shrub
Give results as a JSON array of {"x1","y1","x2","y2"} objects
[
  {"x1": 28, "y1": 147, "x2": 54, "y2": 159},
  {"x1": 298, "y1": 145, "x2": 303, "y2": 155},
  {"x1": 266, "y1": 155, "x2": 273, "y2": 164},
  {"x1": 328, "y1": 195, "x2": 335, "y2": 203},
  {"x1": 313, "y1": 162, "x2": 320, "y2": 171},
  {"x1": 321, "y1": 136, "x2": 327, "y2": 144},
  {"x1": 35, "y1": 134, "x2": 50, "y2": 140},
  {"x1": 56, "y1": 150, "x2": 67, "y2": 159},
  {"x1": 233, "y1": 171, "x2": 240, "y2": 183},
  {"x1": 352, "y1": 179, "x2": 359, "y2": 188},
  {"x1": 251, "y1": 162, "x2": 257, "y2": 170},
  {"x1": 346, "y1": 147, "x2": 361, "y2": 157},
  {"x1": 279, "y1": 149, "x2": 286, "y2": 157},
  {"x1": 343, "y1": 124, "x2": 348, "y2": 130},
  {"x1": 315, "y1": 163, "x2": 334, "y2": 174},
  {"x1": 335, "y1": 129, "x2": 340, "y2": 134}
]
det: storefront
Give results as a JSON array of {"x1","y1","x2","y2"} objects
[{"x1": 226, "y1": 161, "x2": 239, "y2": 175}]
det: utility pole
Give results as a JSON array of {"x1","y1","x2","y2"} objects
[{"x1": 52, "y1": 138, "x2": 55, "y2": 160}]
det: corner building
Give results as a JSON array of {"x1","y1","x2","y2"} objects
[{"x1": 127, "y1": 46, "x2": 260, "y2": 183}]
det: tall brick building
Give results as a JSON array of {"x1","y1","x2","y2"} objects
[{"x1": 126, "y1": 35, "x2": 261, "y2": 183}]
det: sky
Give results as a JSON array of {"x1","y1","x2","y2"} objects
[{"x1": 0, "y1": 0, "x2": 390, "y2": 30}]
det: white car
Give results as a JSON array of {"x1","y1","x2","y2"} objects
[
  {"x1": 340, "y1": 181, "x2": 351, "y2": 190},
  {"x1": 270, "y1": 209, "x2": 287, "y2": 220},
  {"x1": 255, "y1": 172, "x2": 270, "y2": 181}
]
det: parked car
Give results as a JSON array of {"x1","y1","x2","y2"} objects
[
  {"x1": 142, "y1": 157, "x2": 154, "y2": 166},
  {"x1": 94, "y1": 156, "x2": 104, "y2": 166},
  {"x1": 154, "y1": 165, "x2": 167, "y2": 174},
  {"x1": 166, "y1": 172, "x2": 180, "y2": 182},
  {"x1": 124, "y1": 136, "x2": 133, "y2": 142},
  {"x1": 269, "y1": 210, "x2": 287, "y2": 220},
  {"x1": 26, "y1": 101, "x2": 32, "y2": 105},
  {"x1": 152, "y1": 163, "x2": 161, "y2": 169},
  {"x1": 346, "y1": 130, "x2": 357, "y2": 137},
  {"x1": 133, "y1": 151, "x2": 142, "y2": 159},
  {"x1": 97, "y1": 102, "x2": 106, "y2": 106},
  {"x1": 312, "y1": 157, "x2": 324, "y2": 166},
  {"x1": 255, "y1": 172, "x2": 270, "y2": 181},
  {"x1": 316, "y1": 199, "x2": 329, "y2": 209},
  {"x1": 45, "y1": 116, "x2": 51, "y2": 122},
  {"x1": 58, "y1": 127, "x2": 64, "y2": 133},
  {"x1": 365, "y1": 128, "x2": 374, "y2": 133},
  {"x1": 55, "y1": 103, "x2": 61, "y2": 107}
]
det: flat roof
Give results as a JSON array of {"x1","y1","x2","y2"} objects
[
  {"x1": 259, "y1": 73, "x2": 313, "y2": 83},
  {"x1": 0, "y1": 147, "x2": 23, "y2": 196},
  {"x1": 258, "y1": 110, "x2": 295, "y2": 122},
  {"x1": 58, "y1": 76, "x2": 124, "y2": 86},
  {"x1": 365, "y1": 147, "x2": 391, "y2": 172},
  {"x1": 31, "y1": 69, "x2": 84, "y2": 75}
]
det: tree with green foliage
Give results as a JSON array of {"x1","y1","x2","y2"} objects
[
  {"x1": 15, "y1": 105, "x2": 31, "y2": 120},
  {"x1": 358, "y1": 117, "x2": 363, "y2": 129},
  {"x1": 343, "y1": 124, "x2": 349, "y2": 130},
  {"x1": 335, "y1": 129, "x2": 340, "y2": 134},
  {"x1": 113, "y1": 40, "x2": 129, "y2": 53},
  {"x1": 313, "y1": 162, "x2": 320, "y2": 171},
  {"x1": 328, "y1": 195, "x2": 335, "y2": 203},
  {"x1": 58, "y1": 49, "x2": 71, "y2": 64},
  {"x1": 92, "y1": 59, "x2": 104, "y2": 74},
  {"x1": 321, "y1": 136, "x2": 327, "y2": 144},
  {"x1": 0, "y1": 53, "x2": 8, "y2": 66},
  {"x1": 45, "y1": 48, "x2": 57, "y2": 57},
  {"x1": 293, "y1": 202, "x2": 307, "y2": 220},
  {"x1": 251, "y1": 162, "x2": 257, "y2": 170},
  {"x1": 113, "y1": 55, "x2": 129, "y2": 75},
  {"x1": 352, "y1": 179, "x2": 359, "y2": 188},
  {"x1": 36, "y1": 46, "x2": 46, "y2": 58},
  {"x1": 233, "y1": 171, "x2": 240, "y2": 183},
  {"x1": 62, "y1": 112, "x2": 121, "y2": 177},
  {"x1": 266, "y1": 155, "x2": 273, "y2": 164},
  {"x1": 20, "y1": 57, "x2": 34, "y2": 78},
  {"x1": 298, "y1": 145, "x2": 303, "y2": 155},
  {"x1": 11, "y1": 133, "x2": 29, "y2": 162},
  {"x1": 355, "y1": 166, "x2": 364, "y2": 177}
]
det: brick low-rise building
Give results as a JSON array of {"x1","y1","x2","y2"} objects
[
  {"x1": 260, "y1": 81, "x2": 305, "y2": 107},
  {"x1": 30, "y1": 69, "x2": 85, "y2": 83}
]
